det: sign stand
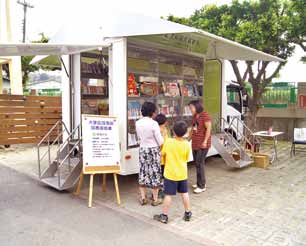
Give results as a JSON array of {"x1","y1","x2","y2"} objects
[
  {"x1": 75, "y1": 171, "x2": 121, "y2": 207},
  {"x1": 76, "y1": 114, "x2": 121, "y2": 208}
]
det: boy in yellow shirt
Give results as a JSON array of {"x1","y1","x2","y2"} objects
[
  {"x1": 155, "y1": 113, "x2": 168, "y2": 167},
  {"x1": 155, "y1": 114, "x2": 168, "y2": 199},
  {"x1": 153, "y1": 121, "x2": 192, "y2": 224}
]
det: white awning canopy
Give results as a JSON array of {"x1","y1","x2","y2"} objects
[
  {"x1": 49, "y1": 9, "x2": 284, "y2": 62},
  {"x1": 0, "y1": 8, "x2": 284, "y2": 62},
  {"x1": 0, "y1": 43, "x2": 104, "y2": 56}
]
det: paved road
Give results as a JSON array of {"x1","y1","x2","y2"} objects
[{"x1": 0, "y1": 165, "x2": 203, "y2": 246}]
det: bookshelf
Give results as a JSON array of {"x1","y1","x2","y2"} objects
[
  {"x1": 126, "y1": 43, "x2": 204, "y2": 149},
  {"x1": 80, "y1": 50, "x2": 109, "y2": 115}
]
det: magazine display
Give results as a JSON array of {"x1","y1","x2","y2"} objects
[
  {"x1": 140, "y1": 82, "x2": 159, "y2": 96},
  {"x1": 162, "y1": 82, "x2": 180, "y2": 97},
  {"x1": 181, "y1": 83, "x2": 195, "y2": 97},
  {"x1": 127, "y1": 73, "x2": 139, "y2": 97},
  {"x1": 126, "y1": 45, "x2": 204, "y2": 149}
]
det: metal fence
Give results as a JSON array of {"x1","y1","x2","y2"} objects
[
  {"x1": 23, "y1": 88, "x2": 62, "y2": 96},
  {"x1": 246, "y1": 82, "x2": 298, "y2": 108},
  {"x1": 261, "y1": 83, "x2": 297, "y2": 108}
]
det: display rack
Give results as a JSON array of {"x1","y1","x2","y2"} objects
[
  {"x1": 80, "y1": 51, "x2": 109, "y2": 115},
  {"x1": 127, "y1": 43, "x2": 204, "y2": 148}
]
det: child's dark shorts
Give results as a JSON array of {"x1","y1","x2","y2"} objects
[{"x1": 164, "y1": 178, "x2": 188, "y2": 195}]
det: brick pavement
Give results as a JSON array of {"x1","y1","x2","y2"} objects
[
  {"x1": 1, "y1": 142, "x2": 305, "y2": 246},
  {"x1": 77, "y1": 142, "x2": 306, "y2": 246}
]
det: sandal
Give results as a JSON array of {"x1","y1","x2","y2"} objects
[
  {"x1": 151, "y1": 198, "x2": 163, "y2": 206},
  {"x1": 139, "y1": 198, "x2": 148, "y2": 206}
]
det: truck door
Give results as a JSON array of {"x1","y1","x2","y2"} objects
[{"x1": 203, "y1": 60, "x2": 222, "y2": 120}]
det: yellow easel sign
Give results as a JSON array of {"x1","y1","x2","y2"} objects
[{"x1": 76, "y1": 114, "x2": 121, "y2": 207}]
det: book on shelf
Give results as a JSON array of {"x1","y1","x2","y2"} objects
[
  {"x1": 140, "y1": 82, "x2": 159, "y2": 96},
  {"x1": 181, "y1": 83, "x2": 195, "y2": 97},
  {"x1": 128, "y1": 101, "x2": 142, "y2": 118},
  {"x1": 98, "y1": 103, "x2": 109, "y2": 115},
  {"x1": 81, "y1": 85, "x2": 107, "y2": 96},
  {"x1": 81, "y1": 61, "x2": 108, "y2": 77},
  {"x1": 197, "y1": 85, "x2": 203, "y2": 96},
  {"x1": 128, "y1": 133, "x2": 138, "y2": 147},
  {"x1": 162, "y1": 82, "x2": 180, "y2": 97},
  {"x1": 184, "y1": 105, "x2": 192, "y2": 116},
  {"x1": 159, "y1": 103, "x2": 180, "y2": 117},
  {"x1": 160, "y1": 104, "x2": 170, "y2": 115},
  {"x1": 128, "y1": 73, "x2": 140, "y2": 96}
]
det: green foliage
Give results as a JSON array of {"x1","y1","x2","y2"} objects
[
  {"x1": 21, "y1": 33, "x2": 49, "y2": 86},
  {"x1": 167, "y1": 0, "x2": 304, "y2": 125},
  {"x1": 287, "y1": 0, "x2": 306, "y2": 51},
  {"x1": 171, "y1": 0, "x2": 294, "y2": 60},
  {"x1": 166, "y1": 0, "x2": 306, "y2": 129},
  {"x1": 21, "y1": 56, "x2": 38, "y2": 86}
]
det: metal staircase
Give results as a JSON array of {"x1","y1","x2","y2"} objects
[
  {"x1": 212, "y1": 117, "x2": 254, "y2": 168},
  {"x1": 37, "y1": 121, "x2": 82, "y2": 190}
]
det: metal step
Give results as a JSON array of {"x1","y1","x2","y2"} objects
[
  {"x1": 38, "y1": 123, "x2": 82, "y2": 191},
  {"x1": 40, "y1": 161, "x2": 58, "y2": 179},
  {"x1": 41, "y1": 176, "x2": 66, "y2": 190},
  {"x1": 58, "y1": 140, "x2": 81, "y2": 159},
  {"x1": 58, "y1": 157, "x2": 80, "y2": 167},
  {"x1": 40, "y1": 157, "x2": 80, "y2": 179},
  {"x1": 212, "y1": 134, "x2": 252, "y2": 168},
  {"x1": 238, "y1": 159, "x2": 253, "y2": 168},
  {"x1": 40, "y1": 160, "x2": 82, "y2": 191},
  {"x1": 61, "y1": 161, "x2": 82, "y2": 190}
]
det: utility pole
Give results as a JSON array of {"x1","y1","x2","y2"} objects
[{"x1": 17, "y1": 0, "x2": 34, "y2": 43}]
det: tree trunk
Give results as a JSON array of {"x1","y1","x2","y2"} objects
[{"x1": 247, "y1": 77, "x2": 263, "y2": 131}]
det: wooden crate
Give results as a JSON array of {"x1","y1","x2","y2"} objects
[{"x1": 253, "y1": 153, "x2": 270, "y2": 169}]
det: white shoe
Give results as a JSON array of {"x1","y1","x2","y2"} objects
[
  {"x1": 192, "y1": 184, "x2": 197, "y2": 189},
  {"x1": 193, "y1": 187, "x2": 206, "y2": 194}
]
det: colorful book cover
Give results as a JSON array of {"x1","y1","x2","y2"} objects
[{"x1": 163, "y1": 82, "x2": 180, "y2": 97}]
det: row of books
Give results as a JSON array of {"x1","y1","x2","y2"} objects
[
  {"x1": 128, "y1": 101, "x2": 192, "y2": 119},
  {"x1": 128, "y1": 74, "x2": 201, "y2": 97},
  {"x1": 81, "y1": 61, "x2": 108, "y2": 77},
  {"x1": 81, "y1": 85, "x2": 107, "y2": 95},
  {"x1": 81, "y1": 99, "x2": 109, "y2": 115},
  {"x1": 128, "y1": 101, "x2": 142, "y2": 118}
]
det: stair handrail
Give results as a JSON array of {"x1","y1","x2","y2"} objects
[
  {"x1": 225, "y1": 117, "x2": 255, "y2": 161},
  {"x1": 37, "y1": 120, "x2": 69, "y2": 178},
  {"x1": 228, "y1": 116, "x2": 255, "y2": 151},
  {"x1": 218, "y1": 118, "x2": 242, "y2": 151},
  {"x1": 218, "y1": 117, "x2": 254, "y2": 163},
  {"x1": 57, "y1": 124, "x2": 81, "y2": 168},
  {"x1": 229, "y1": 116, "x2": 253, "y2": 139},
  {"x1": 56, "y1": 124, "x2": 82, "y2": 188},
  {"x1": 228, "y1": 118, "x2": 252, "y2": 146}
]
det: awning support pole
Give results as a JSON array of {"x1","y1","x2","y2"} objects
[{"x1": 60, "y1": 57, "x2": 70, "y2": 78}]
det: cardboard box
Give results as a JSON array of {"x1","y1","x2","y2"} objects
[
  {"x1": 232, "y1": 152, "x2": 240, "y2": 161},
  {"x1": 253, "y1": 154, "x2": 270, "y2": 169}
]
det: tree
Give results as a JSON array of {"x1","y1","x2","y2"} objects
[
  {"x1": 168, "y1": 0, "x2": 295, "y2": 129},
  {"x1": 21, "y1": 33, "x2": 49, "y2": 86},
  {"x1": 287, "y1": 0, "x2": 306, "y2": 62}
]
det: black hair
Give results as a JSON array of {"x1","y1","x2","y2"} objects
[
  {"x1": 141, "y1": 102, "x2": 156, "y2": 117},
  {"x1": 188, "y1": 100, "x2": 204, "y2": 114},
  {"x1": 173, "y1": 120, "x2": 188, "y2": 137},
  {"x1": 155, "y1": 113, "x2": 167, "y2": 125}
]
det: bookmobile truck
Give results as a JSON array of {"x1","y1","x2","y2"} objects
[{"x1": 0, "y1": 11, "x2": 283, "y2": 189}]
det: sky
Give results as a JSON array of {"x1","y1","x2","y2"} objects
[{"x1": 11, "y1": 0, "x2": 306, "y2": 82}]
